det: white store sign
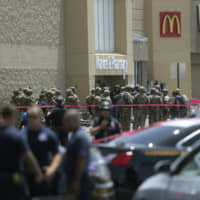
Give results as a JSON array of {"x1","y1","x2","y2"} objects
[{"x1": 96, "y1": 56, "x2": 128, "y2": 79}]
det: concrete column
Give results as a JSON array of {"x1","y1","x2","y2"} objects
[{"x1": 65, "y1": 0, "x2": 95, "y2": 103}]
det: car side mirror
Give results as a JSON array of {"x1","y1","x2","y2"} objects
[{"x1": 154, "y1": 160, "x2": 171, "y2": 173}]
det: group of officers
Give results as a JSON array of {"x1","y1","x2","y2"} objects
[
  {"x1": 1, "y1": 83, "x2": 190, "y2": 200},
  {"x1": 11, "y1": 84, "x2": 189, "y2": 132},
  {"x1": 86, "y1": 84, "x2": 189, "y2": 130},
  {"x1": 11, "y1": 86, "x2": 80, "y2": 107},
  {"x1": 0, "y1": 104, "x2": 92, "y2": 200}
]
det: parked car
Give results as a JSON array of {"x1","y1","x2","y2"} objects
[
  {"x1": 89, "y1": 146, "x2": 115, "y2": 200},
  {"x1": 39, "y1": 146, "x2": 115, "y2": 200},
  {"x1": 96, "y1": 119, "x2": 200, "y2": 200},
  {"x1": 133, "y1": 141, "x2": 200, "y2": 200}
]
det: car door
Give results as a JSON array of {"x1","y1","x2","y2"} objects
[{"x1": 165, "y1": 151, "x2": 200, "y2": 200}]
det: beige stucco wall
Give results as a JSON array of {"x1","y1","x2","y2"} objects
[
  {"x1": 132, "y1": 0, "x2": 145, "y2": 36},
  {"x1": 144, "y1": 0, "x2": 192, "y2": 97},
  {"x1": 0, "y1": 0, "x2": 66, "y2": 102}
]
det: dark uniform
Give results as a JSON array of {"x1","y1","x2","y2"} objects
[
  {"x1": 64, "y1": 128, "x2": 91, "y2": 200},
  {"x1": 0, "y1": 126, "x2": 30, "y2": 200},
  {"x1": 21, "y1": 125, "x2": 60, "y2": 197},
  {"x1": 92, "y1": 116, "x2": 122, "y2": 140},
  {"x1": 46, "y1": 97, "x2": 67, "y2": 145}
]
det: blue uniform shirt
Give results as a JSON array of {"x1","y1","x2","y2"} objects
[
  {"x1": 21, "y1": 125, "x2": 59, "y2": 167},
  {"x1": 0, "y1": 126, "x2": 29, "y2": 172},
  {"x1": 64, "y1": 128, "x2": 90, "y2": 184}
]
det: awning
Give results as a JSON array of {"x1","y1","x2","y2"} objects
[
  {"x1": 133, "y1": 33, "x2": 148, "y2": 42},
  {"x1": 133, "y1": 33, "x2": 149, "y2": 61}
]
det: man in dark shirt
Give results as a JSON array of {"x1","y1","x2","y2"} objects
[
  {"x1": 90, "y1": 101, "x2": 122, "y2": 140},
  {"x1": 21, "y1": 105, "x2": 62, "y2": 197},
  {"x1": 63, "y1": 109, "x2": 91, "y2": 200},
  {"x1": 0, "y1": 104, "x2": 43, "y2": 200},
  {"x1": 46, "y1": 96, "x2": 67, "y2": 145}
]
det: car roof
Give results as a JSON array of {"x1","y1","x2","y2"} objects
[{"x1": 161, "y1": 118, "x2": 200, "y2": 128}]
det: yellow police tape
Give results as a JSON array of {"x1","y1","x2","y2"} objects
[{"x1": 144, "y1": 151, "x2": 185, "y2": 156}]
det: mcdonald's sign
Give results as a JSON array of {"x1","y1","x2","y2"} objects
[{"x1": 160, "y1": 12, "x2": 181, "y2": 37}]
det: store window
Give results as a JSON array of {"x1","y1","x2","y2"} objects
[
  {"x1": 134, "y1": 61, "x2": 143, "y2": 85},
  {"x1": 94, "y1": 0, "x2": 115, "y2": 53},
  {"x1": 197, "y1": 4, "x2": 200, "y2": 32}
]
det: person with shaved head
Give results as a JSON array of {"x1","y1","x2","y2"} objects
[
  {"x1": 0, "y1": 104, "x2": 43, "y2": 200},
  {"x1": 63, "y1": 109, "x2": 91, "y2": 200},
  {"x1": 21, "y1": 105, "x2": 63, "y2": 197}
]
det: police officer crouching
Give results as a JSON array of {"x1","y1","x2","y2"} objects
[
  {"x1": 90, "y1": 101, "x2": 122, "y2": 140},
  {"x1": 0, "y1": 104, "x2": 43, "y2": 200},
  {"x1": 21, "y1": 105, "x2": 63, "y2": 197}
]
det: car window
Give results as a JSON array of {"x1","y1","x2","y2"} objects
[
  {"x1": 180, "y1": 130, "x2": 200, "y2": 147},
  {"x1": 179, "y1": 152, "x2": 200, "y2": 176},
  {"x1": 110, "y1": 126, "x2": 184, "y2": 147}
]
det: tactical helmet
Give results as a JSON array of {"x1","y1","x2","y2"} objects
[
  {"x1": 162, "y1": 88, "x2": 168, "y2": 94},
  {"x1": 56, "y1": 89, "x2": 61, "y2": 96},
  {"x1": 13, "y1": 89, "x2": 19, "y2": 96},
  {"x1": 95, "y1": 87, "x2": 101, "y2": 91},
  {"x1": 91, "y1": 88, "x2": 95, "y2": 94},
  {"x1": 54, "y1": 96, "x2": 64, "y2": 105},
  {"x1": 50, "y1": 88, "x2": 57, "y2": 92},
  {"x1": 23, "y1": 88, "x2": 33, "y2": 96},
  {"x1": 150, "y1": 88, "x2": 156, "y2": 93},
  {"x1": 66, "y1": 89, "x2": 73, "y2": 96},
  {"x1": 134, "y1": 85, "x2": 140, "y2": 92},
  {"x1": 46, "y1": 90, "x2": 54, "y2": 97},
  {"x1": 121, "y1": 86, "x2": 125, "y2": 92},
  {"x1": 115, "y1": 84, "x2": 120, "y2": 89},
  {"x1": 155, "y1": 85, "x2": 161, "y2": 91},
  {"x1": 104, "y1": 90, "x2": 110, "y2": 96},
  {"x1": 70, "y1": 86, "x2": 77, "y2": 94},
  {"x1": 100, "y1": 101, "x2": 112, "y2": 110},
  {"x1": 139, "y1": 86, "x2": 146, "y2": 93}
]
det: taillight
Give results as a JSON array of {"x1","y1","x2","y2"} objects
[{"x1": 110, "y1": 151, "x2": 133, "y2": 166}]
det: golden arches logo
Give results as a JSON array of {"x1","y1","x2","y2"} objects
[{"x1": 162, "y1": 15, "x2": 181, "y2": 35}]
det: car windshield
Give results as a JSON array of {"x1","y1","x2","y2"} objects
[{"x1": 109, "y1": 126, "x2": 185, "y2": 147}]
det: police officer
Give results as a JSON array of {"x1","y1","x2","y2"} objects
[
  {"x1": 94, "y1": 87, "x2": 102, "y2": 115},
  {"x1": 101, "y1": 89, "x2": 112, "y2": 104},
  {"x1": 63, "y1": 109, "x2": 91, "y2": 200},
  {"x1": 111, "y1": 85, "x2": 121, "y2": 120},
  {"x1": 47, "y1": 96, "x2": 67, "y2": 145},
  {"x1": 162, "y1": 88, "x2": 171, "y2": 120},
  {"x1": 119, "y1": 86, "x2": 133, "y2": 130},
  {"x1": 175, "y1": 89, "x2": 188, "y2": 118},
  {"x1": 170, "y1": 90, "x2": 178, "y2": 119},
  {"x1": 86, "y1": 88, "x2": 96, "y2": 117},
  {"x1": 149, "y1": 88, "x2": 162, "y2": 125},
  {"x1": 0, "y1": 104, "x2": 43, "y2": 200},
  {"x1": 21, "y1": 105, "x2": 63, "y2": 197},
  {"x1": 133, "y1": 86, "x2": 149, "y2": 128},
  {"x1": 90, "y1": 101, "x2": 122, "y2": 140}
]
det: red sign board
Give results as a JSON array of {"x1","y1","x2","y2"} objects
[{"x1": 160, "y1": 12, "x2": 181, "y2": 37}]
